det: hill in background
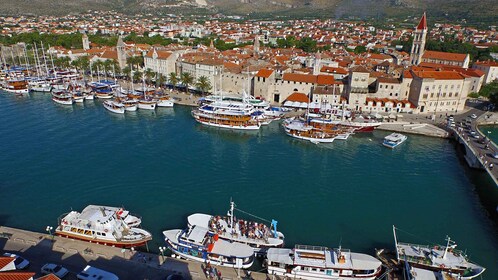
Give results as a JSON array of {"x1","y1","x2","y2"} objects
[{"x1": 0, "y1": 0, "x2": 496, "y2": 26}]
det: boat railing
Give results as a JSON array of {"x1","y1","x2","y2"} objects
[{"x1": 295, "y1": 244, "x2": 329, "y2": 252}]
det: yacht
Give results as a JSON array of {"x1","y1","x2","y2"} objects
[
  {"x1": 163, "y1": 225, "x2": 254, "y2": 268},
  {"x1": 55, "y1": 205, "x2": 152, "y2": 248},
  {"x1": 283, "y1": 118, "x2": 337, "y2": 143},
  {"x1": 103, "y1": 100, "x2": 125, "y2": 114},
  {"x1": 155, "y1": 94, "x2": 175, "y2": 107},
  {"x1": 192, "y1": 100, "x2": 261, "y2": 130},
  {"x1": 382, "y1": 133, "x2": 407, "y2": 148},
  {"x1": 393, "y1": 226, "x2": 485, "y2": 279},
  {"x1": 51, "y1": 90, "x2": 74, "y2": 105},
  {"x1": 187, "y1": 201, "x2": 284, "y2": 254},
  {"x1": 2, "y1": 79, "x2": 29, "y2": 94},
  {"x1": 266, "y1": 244, "x2": 383, "y2": 280},
  {"x1": 29, "y1": 79, "x2": 52, "y2": 92}
]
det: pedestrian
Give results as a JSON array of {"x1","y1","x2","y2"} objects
[
  {"x1": 490, "y1": 163, "x2": 494, "y2": 170},
  {"x1": 217, "y1": 270, "x2": 222, "y2": 280}
]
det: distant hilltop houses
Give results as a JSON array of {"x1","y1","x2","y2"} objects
[{"x1": 1, "y1": 12, "x2": 497, "y2": 115}]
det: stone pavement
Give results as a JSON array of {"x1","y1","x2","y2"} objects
[{"x1": 0, "y1": 226, "x2": 271, "y2": 280}]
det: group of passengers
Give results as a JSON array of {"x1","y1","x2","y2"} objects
[{"x1": 209, "y1": 215, "x2": 270, "y2": 240}]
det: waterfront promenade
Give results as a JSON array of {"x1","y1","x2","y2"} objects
[{"x1": 0, "y1": 226, "x2": 268, "y2": 280}]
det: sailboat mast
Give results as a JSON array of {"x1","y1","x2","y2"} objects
[
  {"x1": 48, "y1": 44, "x2": 56, "y2": 77},
  {"x1": 442, "y1": 236, "x2": 451, "y2": 259},
  {"x1": 393, "y1": 225, "x2": 399, "y2": 261},
  {"x1": 40, "y1": 43, "x2": 49, "y2": 76}
]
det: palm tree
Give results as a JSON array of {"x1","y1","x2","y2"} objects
[
  {"x1": 144, "y1": 68, "x2": 155, "y2": 86},
  {"x1": 132, "y1": 69, "x2": 142, "y2": 84},
  {"x1": 168, "y1": 72, "x2": 178, "y2": 91},
  {"x1": 180, "y1": 72, "x2": 194, "y2": 94},
  {"x1": 122, "y1": 66, "x2": 131, "y2": 81},
  {"x1": 196, "y1": 76, "x2": 212, "y2": 95},
  {"x1": 156, "y1": 73, "x2": 166, "y2": 88}
]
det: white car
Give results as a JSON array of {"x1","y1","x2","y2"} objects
[
  {"x1": 470, "y1": 113, "x2": 477, "y2": 119},
  {"x1": 41, "y1": 263, "x2": 69, "y2": 278},
  {"x1": 2, "y1": 253, "x2": 30, "y2": 270}
]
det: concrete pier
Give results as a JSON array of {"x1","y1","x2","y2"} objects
[{"x1": 0, "y1": 226, "x2": 269, "y2": 280}]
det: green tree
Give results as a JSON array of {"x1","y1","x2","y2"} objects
[
  {"x1": 180, "y1": 72, "x2": 195, "y2": 93},
  {"x1": 122, "y1": 66, "x2": 131, "y2": 80},
  {"x1": 144, "y1": 68, "x2": 155, "y2": 85},
  {"x1": 168, "y1": 72, "x2": 179, "y2": 91},
  {"x1": 156, "y1": 73, "x2": 166, "y2": 88},
  {"x1": 132, "y1": 70, "x2": 142, "y2": 84},
  {"x1": 196, "y1": 76, "x2": 212, "y2": 95},
  {"x1": 479, "y1": 81, "x2": 498, "y2": 99}
]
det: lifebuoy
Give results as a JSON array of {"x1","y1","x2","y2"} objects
[{"x1": 104, "y1": 229, "x2": 108, "y2": 233}]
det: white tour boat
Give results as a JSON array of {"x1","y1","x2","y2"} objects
[
  {"x1": 283, "y1": 118, "x2": 337, "y2": 143},
  {"x1": 138, "y1": 98, "x2": 157, "y2": 110},
  {"x1": 163, "y1": 225, "x2": 254, "y2": 269},
  {"x1": 266, "y1": 244, "x2": 383, "y2": 280},
  {"x1": 55, "y1": 205, "x2": 152, "y2": 248},
  {"x1": 121, "y1": 99, "x2": 138, "y2": 112},
  {"x1": 2, "y1": 79, "x2": 29, "y2": 94},
  {"x1": 103, "y1": 100, "x2": 125, "y2": 114},
  {"x1": 192, "y1": 100, "x2": 261, "y2": 130},
  {"x1": 382, "y1": 133, "x2": 407, "y2": 148},
  {"x1": 187, "y1": 200, "x2": 284, "y2": 254},
  {"x1": 51, "y1": 91, "x2": 74, "y2": 105},
  {"x1": 393, "y1": 226, "x2": 485, "y2": 280}
]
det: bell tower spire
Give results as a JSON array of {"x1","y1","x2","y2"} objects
[{"x1": 409, "y1": 12, "x2": 427, "y2": 66}]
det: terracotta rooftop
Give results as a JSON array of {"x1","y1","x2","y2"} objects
[
  {"x1": 316, "y1": 75, "x2": 335, "y2": 85},
  {"x1": 0, "y1": 257, "x2": 15, "y2": 270},
  {"x1": 282, "y1": 73, "x2": 316, "y2": 84},
  {"x1": 0, "y1": 271, "x2": 35, "y2": 280},
  {"x1": 416, "y1": 12, "x2": 427, "y2": 30},
  {"x1": 474, "y1": 60, "x2": 498, "y2": 67},
  {"x1": 412, "y1": 70, "x2": 464, "y2": 80},
  {"x1": 350, "y1": 65, "x2": 370, "y2": 73},
  {"x1": 255, "y1": 69, "x2": 274, "y2": 78},
  {"x1": 285, "y1": 92, "x2": 309, "y2": 103},
  {"x1": 320, "y1": 66, "x2": 347, "y2": 75},
  {"x1": 36, "y1": 274, "x2": 61, "y2": 280},
  {"x1": 422, "y1": 51, "x2": 468, "y2": 62}
]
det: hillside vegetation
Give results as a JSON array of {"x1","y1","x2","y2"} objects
[{"x1": 0, "y1": 0, "x2": 496, "y2": 25}]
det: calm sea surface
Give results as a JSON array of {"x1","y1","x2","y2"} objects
[{"x1": 0, "y1": 91, "x2": 497, "y2": 278}]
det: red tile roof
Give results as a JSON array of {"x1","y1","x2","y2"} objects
[
  {"x1": 316, "y1": 75, "x2": 335, "y2": 85},
  {"x1": 282, "y1": 73, "x2": 316, "y2": 84},
  {"x1": 285, "y1": 92, "x2": 309, "y2": 103},
  {"x1": 320, "y1": 66, "x2": 347, "y2": 75},
  {"x1": 255, "y1": 69, "x2": 274, "y2": 78},
  {"x1": 0, "y1": 257, "x2": 15, "y2": 271},
  {"x1": 416, "y1": 12, "x2": 427, "y2": 30},
  {"x1": 0, "y1": 271, "x2": 35, "y2": 280},
  {"x1": 36, "y1": 274, "x2": 61, "y2": 280},
  {"x1": 422, "y1": 51, "x2": 468, "y2": 62},
  {"x1": 474, "y1": 60, "x2": 498, "y2": 67},
  {"x1": 412, "y1": 70, "x2": 464, "y2": 80}
]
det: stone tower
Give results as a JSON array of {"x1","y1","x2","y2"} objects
[
  {"x1": 410, "y1": 12, "x2": 427, "y2": 66},
  {"x1": 116, "y1": 36, "x2": 127, "y2": 70},
  {"x1": 82, "y1": 34, "x2": 90, "y2": 50},
  {"x1": 253, "y1": 35, "x2": 260, "y2": 57}
]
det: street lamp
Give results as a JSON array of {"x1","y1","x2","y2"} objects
[
  {"x1": 46, "y1": 226, "x2": 54, "y2": 241},
  {"x1": 159, "y1": 246, "x2": 166, "y2": 264}
]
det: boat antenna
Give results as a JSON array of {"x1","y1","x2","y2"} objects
[
  {"x1": 442, "y1": 235, "x2": 454, "y2": 259},
  {"x1": 393, "y1": 225, "x2": 400, "y2": 261}
]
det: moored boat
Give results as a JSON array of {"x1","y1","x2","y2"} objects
[
  {"x1": 138, "y1": 98, "x2": 157, "y2": 110},
  {"x1": 55, "y1": 205, "x2": 152, "y2": 248},
  {"x1": 266, "y1": 244, "x2": 383, "y2": 280},
  {"x1": 187, "y1": 200, "x2": 284, "y2": 254},
  {"x1": 2, "y1": 79, "x2": 29, "y2": 94},
  {"x1": 163, "y1": 225, "x2": 254, "y2": 268},
  {"x1": 393, "y1": 226, "x2": 485, "y2": 279},
  {"x1": 382, "y1": 133, "x2": 407, "y2": 148},
  {"x1": 192, "y1": 100, "x2": 261, "y2": 130},
  {"x1": 51, "y1": 90, "x2": 74, "y2": 105},
  {"x1": 103, "y1": 100, "x2": 125, "y2": 114},
  {"x1": 283, "y1": 118, "x2": 337, "y2": 143}
]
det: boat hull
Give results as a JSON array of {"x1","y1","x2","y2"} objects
[
  {"x1": 138, "y1": 102, "x2": 156, "y2": 110},
  {"x1": 194, "y1": 118, "x2": 261, "y2": 130},
  {"x1": 267, "y1": 266, "x2": 380, "y2": 280},
  {"x1": 55, "y1": 231, "x2": 150, "y2": 249},
  {"x1": 4, "y1": 88, "x2": 29, "y2": 94},
  {"x1": 52, "y1": 98, "x2": 74, "y2": 105}
]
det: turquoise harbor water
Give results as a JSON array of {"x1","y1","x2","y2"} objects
[{"x1": 0, "y1": 91, "x2": 497, "y2": 278}]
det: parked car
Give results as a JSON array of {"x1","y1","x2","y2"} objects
[
  {"x1": 470, "y1": 113, "x2": 478, "y2": 119},
  {"x1": 2, "y1": 253, "x2": 30, "y2": 270},
  {"x1": 41, "y1": 263, "x2": 69, "y2": 278},
  {"x1": 77, "y1": 265, "x2": 119, "y2": 280},
  {"x1": 492, "y1": 153, "x2": 498, "y2": 159}
]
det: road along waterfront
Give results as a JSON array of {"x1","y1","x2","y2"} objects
[{"x1": 0, "y1": 91, "x2": 497, "y2": 278}]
